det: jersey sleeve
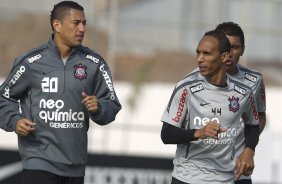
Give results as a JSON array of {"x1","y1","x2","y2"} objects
[
  {"x1": 89, "y1": 57, "x2": 121, "y2": 125},
  {"x1": 161, "y1": 86, "x2": 188, "y2": 128},
  {"x1": 239, "y1": 92, "x2": 260, "y2": 150},
  {"x1": 256, "y1": 79, "x2": 266, "y2": 112},
  {"x1": 241, "y1": 92, "x2": 260, "y2": 126},
  {"x1": 0, "y1": 59, "x2": 30, "y2": 131}
]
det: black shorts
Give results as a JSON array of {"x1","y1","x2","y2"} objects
[
  {"x1": 22, "y1": 169, "x2": 84, "y2": 184},
  {"x1": 234, "y1": 179, "x2": 252, "y2": 184}
]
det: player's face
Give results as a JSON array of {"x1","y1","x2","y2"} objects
[
  {"x1": 196, "y1": 36, "x2": 227, "y2": 79},
  {"x1": 53, "y1": 9, "x2": 86, "y2": 48},
  {"x1": 226, "y1": 35, "x2": 245, "y2": 70}
]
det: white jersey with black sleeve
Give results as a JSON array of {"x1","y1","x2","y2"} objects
[{"x1": 161, "y1": 69, "x2": 259, "y2": 184}]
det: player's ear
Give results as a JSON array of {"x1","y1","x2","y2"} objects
[
  {"x1": 53, "y1": 20, "x2": 62, "y2": 33},
  {"x1": 240, "y1": 45, "x2": 245, "y2": 56},
  {"x1": 221, "y1": 51, "x2": 230, "y2": 63}
]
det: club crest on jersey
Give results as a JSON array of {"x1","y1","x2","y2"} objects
[
  {"x1": 228, "y1": 96, "x2": 240, "y2": 113},
  {"x1": 73, "y1": 63, "x2": 87, "y2": 80}
]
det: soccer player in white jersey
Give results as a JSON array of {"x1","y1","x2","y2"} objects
[
  {"x1": 161, "y1": 30, "x2": 260, "y2": 184},
  {"x1": 215, "y1": 22, "x2": 266, "y2": 184}
]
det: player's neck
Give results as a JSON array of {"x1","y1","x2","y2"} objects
[
  {"x1": 212, "y1": 82, "x2": 228, "y2": 88},
  {"x1": 53, "y1": 34, "x2": 72, "y2": 58},
  {"x1": 206, "y1": 69, "x2": 227, "y2": 86},
  {"x1": 227, "y1": 64, "x2": 239, "y2": 75}
]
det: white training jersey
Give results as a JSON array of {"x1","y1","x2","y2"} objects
[
  {"x1": 161, "y1": 69, "x2": 259, "y2": 184},
  {"x1": 231, "y1": 64, "x2": 266, "y2": 179}
]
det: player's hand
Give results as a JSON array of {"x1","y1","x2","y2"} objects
[
  {"x1": 235, "y1": 147, "x2": 255, "y2": 180},
  {"x1": 194, "y1": 121, "x2": 225, "y2": 139},
  {"x1": 82, "y1": 92, "x2": 99, "y2": 113},
  {"x1": 15, "y1": 118, "x2": 36, "y2": 136}
]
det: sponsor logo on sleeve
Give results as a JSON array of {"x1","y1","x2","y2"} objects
[
  {"x1": 260, "y1": 80, "x2": 266, "y2": 102},
  {"x1": 8, "y1": 66, "x2": 26, "y2": 87},
  {"x1": 3, "y1": 66, "x2": 26, "y2": 98},
  {"x1": 245, "y1": 73, "x2": 257, "y2": 83},
  {"x1": 234, "y1": 85, "x2": 247, "y2": 96},
  {"x1": 3, "y1": 86, "x2": 10, "y2": 98},
  {"x1": 190, "y1": 83, "x2": 204, "y2": 94},
  {"x1": 27, "y1": 54, "x2": 42, "y2": 64},
  {"x1": 248, "y1": 95, "x2": 259, "y2": 120},
  {"x1": 172, "y1": 88, "x2": 187, "y2": 122},
  {"x1": 86, "y1": 55, "x2": 100, "y2": 64},
  {"x1": 100, "y1": 64, "x2": 115, "y2": 100}
]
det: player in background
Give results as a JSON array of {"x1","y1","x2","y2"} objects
[
  {"x1": 0, "y1": 1, "x2": 121, "y2": 184},
  {"x1": 161, "y1": 30, "x2": 260, "y2": 184},
  {"x1": 215, "y1": 22, "x2": 266, "y2": 184}
]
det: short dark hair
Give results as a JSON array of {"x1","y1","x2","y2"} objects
[
  {"x1": 215, "y1": 22, "x2": 245, "y2": 47},
  {"x1": 204, "y1": 30, "x2": 231, "y2": 54},
  {"x1": 50, "y1": 1, "x2": 84, "y2": 31}
]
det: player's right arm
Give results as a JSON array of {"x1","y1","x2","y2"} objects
[
  {"x1": 161, "y1": 121, "x2": 225, "y2": 144},
  {"x1": 194, "y1": 121, "x2": 225, "y2": 140},
  {"x1": 160, "y1": 85, "x2": 224, "y2": 144},
  {"x1": 161, "y1": 122, "x2": 197, "y2": 144},
  {"x1": 15, "y1": 118, "x2": 36, "y2": 136},
  {"x1": 0, "y1": 58, "x2": 30, "y2": 132}
]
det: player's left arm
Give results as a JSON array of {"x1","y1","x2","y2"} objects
[
  {"x1": 257, "y1": 79, "x2": 266, "y2": 134},
  {"x1": 87, "y1": 59, "x2": 121, "y2": 125},
  {"x1": 235, "y1": 124, "x2": 259, "y2": 180},
  {"x1": 258, "y1": 112, "x2": 266, "y2": 134},
  {"x1": 235, "y1": 93, "x2": 260, "y2": 180},
  {"x1": 235, "y1": 147, "x2": 255, "y2": 178}
]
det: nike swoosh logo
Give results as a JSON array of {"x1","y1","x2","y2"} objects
[
  {"x1": 200, "y1": 102, "x2": 210, "y2": 106},
  {"x1": 0, "y1": 161, "x2": 22, "y2": 181}
]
